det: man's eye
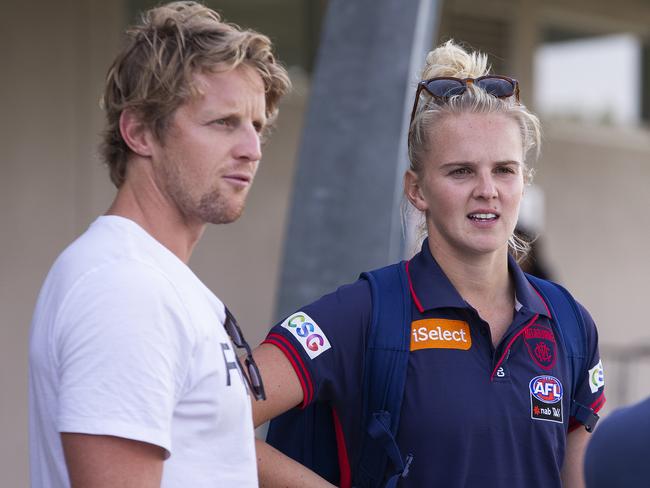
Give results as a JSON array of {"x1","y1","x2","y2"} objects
[
  {"x1": 212, "y1": 118, "x2": 232, "y2": 127},
  {"x1": 450, "y1": 167, "x2": 471, "y2": 176}
]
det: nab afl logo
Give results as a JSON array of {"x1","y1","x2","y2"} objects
[
  {"x1": 529, "y1": 375, "x2": 563, "y2": 404},
  {"x1": 524, "y1": 324, "x2": 557, "y2": 370}
]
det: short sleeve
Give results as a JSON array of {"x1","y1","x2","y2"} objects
[
  {"x1": 54, "y1": 260, "x2": 195, "y2": 454},
  {"x1": 570, "y1": 302, "x2": 606, "y2": 431},
  {"x1": 263, "y1": 279, "x2": 372, "y2": 408}
]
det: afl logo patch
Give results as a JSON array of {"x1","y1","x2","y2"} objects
[
  {"x1": 524, "y1": 324, "x2": 557, "y2": 370},
  {"x1": 530, "y1": 375, "x2": 563, "y2": 403},
  {"x1": 529, "y1": 375, "x2": 564, "y2": 423}
]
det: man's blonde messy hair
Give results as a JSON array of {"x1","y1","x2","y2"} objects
[{"x1": 101, "y1": 1, "x2": 291, "y2": 187}]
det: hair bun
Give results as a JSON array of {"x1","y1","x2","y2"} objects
[{"x1": 421, "y1": 40, "x2": 489, "y2": 80}]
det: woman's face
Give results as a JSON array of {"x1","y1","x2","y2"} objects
[{"x1": 406, "y1": 112, "x2": 525, "y2": 261}]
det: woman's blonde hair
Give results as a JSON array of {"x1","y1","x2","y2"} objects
[
  {"x1": 405, "y1": 40, "x2": 541, "y2": 259},
  {"x1": 101, "y1": 1, "x2": 291, "y2": 188}
]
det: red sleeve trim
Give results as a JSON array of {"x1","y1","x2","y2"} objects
[
  {"x1": 568, "y1": 393, "x2": 606, "y2": 432},
  {"x1": 591, "y1": 392, "x2": 606, "y2": 413},
  {"x1": 263, "y1": 333, "x2": 314, "y2": 407},
  {"x1": 331, "y1": 407, "x2": 352, "y2": 488}
]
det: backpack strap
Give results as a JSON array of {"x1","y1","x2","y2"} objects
[
  {"x1": 526, "y1": 274, "x2": 599, "y2": 432},
  {"x1": 355, "y1": 262, "x2": 413, "y2": 488}
]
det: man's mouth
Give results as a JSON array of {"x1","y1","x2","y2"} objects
[{"x1": 223, "y1": 173, "x2": 252, "y2": 184}]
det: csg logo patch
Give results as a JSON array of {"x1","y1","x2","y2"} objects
[
  {"x1": 588, "y1": 360, "x2": 605, "y2": 393},
  {"x1": 280, "y1": 312, "x2": 331, "y2": 359},
  {"x1": 529, "y1": 375, "x2": 563, "y2": 423},
  {"x1": 410, "y1": 319, "x2": 471, "y2": 351}
]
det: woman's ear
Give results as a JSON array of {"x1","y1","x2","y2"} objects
[
  {"x1": 404, "y1": 170, "x2": 428, "y2": 212},
  {"x1": 119, "y1": 108, "x2": 155, "y2": 157}
]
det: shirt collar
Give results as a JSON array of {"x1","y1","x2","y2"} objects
[
  {"x1": 406, "y1": 238, "x2": 551, "y2": 318},
  {"x1": 508, "y1": 252, "x2": 551, "y2": 318}
]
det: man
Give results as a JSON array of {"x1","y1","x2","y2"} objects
[{"x1": 28, "y1": 2, "x2": 290, "y2": 486}]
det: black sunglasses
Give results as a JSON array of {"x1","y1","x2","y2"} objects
[
  {"x1": 409, "y1": 75, "x2": 520, "y2": 124},
  {"x1": 224, "y1": 307, "x2": 266, "y2": 401}
]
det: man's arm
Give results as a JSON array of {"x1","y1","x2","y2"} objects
[
  {"x1": 561, "y1": 427, "x2": 590, "y2": 488},
  {"x1": 62, "y1": 433, "x2": 164, "y2": 488},
  {"x1": 251, "y1": 343, "x2": 335, "y2": 488}
]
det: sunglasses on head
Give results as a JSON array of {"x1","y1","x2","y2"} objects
[
  {"x1": 223, "y1": 306, "x2": 266, "y2": 401},
  {"x1": 409, "y1": 75, "x2": 520, "y2": 124}
]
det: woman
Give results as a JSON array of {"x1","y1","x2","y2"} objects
[{"x1": 251, "y1": 41, "x2": 605, "y2": 488}]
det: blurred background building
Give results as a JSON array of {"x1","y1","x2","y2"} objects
[{"x1": 3, "y1": 0, "x2": 650, "y2": 485}]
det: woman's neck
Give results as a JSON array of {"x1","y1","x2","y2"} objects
[
  {"x1": 427, "y1": 238, "x2": 512, "y2": 307},
  {"x1": 427, "y1": 238, "x2": 516, "y2": 345}
]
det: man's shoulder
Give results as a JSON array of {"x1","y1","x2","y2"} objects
[
  {"x1": 47, "y1": 244, "x2": 163, "y2": 303},
  {"x1": 35, "y1": 220, "x2": 189, "y2": 329},
  {"x1": 34, "y1": 246, "x2": 199, "y2": 364},
  {"x1": 46, "y1": 216, "x2": 196, "y2": 298},
  {"x1": 54, "y1": 216, "x2": 153, "y2": 272}
]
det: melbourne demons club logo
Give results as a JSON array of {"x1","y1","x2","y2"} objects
[{"x1": 523, "y1": 324, "x2": 557, "y2": 370}]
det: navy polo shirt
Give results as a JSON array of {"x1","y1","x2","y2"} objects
[{"x1": 265, "y1": 240, "x2": 605, "y2": 488}]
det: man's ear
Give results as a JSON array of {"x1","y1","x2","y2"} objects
[
  {"x1": 404, "y1": 170, "x2": 428, "y2": 212},
  {"x1": 119, "y1": 109, "x2": 155, "y2": 157}
]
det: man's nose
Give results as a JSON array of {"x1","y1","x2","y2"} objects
[{"x1": 234, "y1": 124, "x2": 262, "y2": 162}]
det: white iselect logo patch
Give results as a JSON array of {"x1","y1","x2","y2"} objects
[
  {"x1": 588, "y1": 360, "x2": 605, "y2": 393},
  {"x1": 280, "y1": 311, "x2": 331, "y2": 359}
]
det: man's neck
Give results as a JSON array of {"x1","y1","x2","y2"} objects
[{"x1": 106, "y1": 168, "x2": 205, "y2": 264}]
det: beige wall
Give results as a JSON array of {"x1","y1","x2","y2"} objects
[
  {"x1": 1, "y1": 1, "x2": 124, "y2": 485},
  {"x1": 538, "y1": 121, "x2": 650, "y2": 409},
  {"x1": 541, "y1": 123, "x2": 650, "y2": 340}
]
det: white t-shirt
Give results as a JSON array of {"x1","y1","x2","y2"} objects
[{"x1": 29, "y1": 216, "x2": 258, "y2": 487}]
